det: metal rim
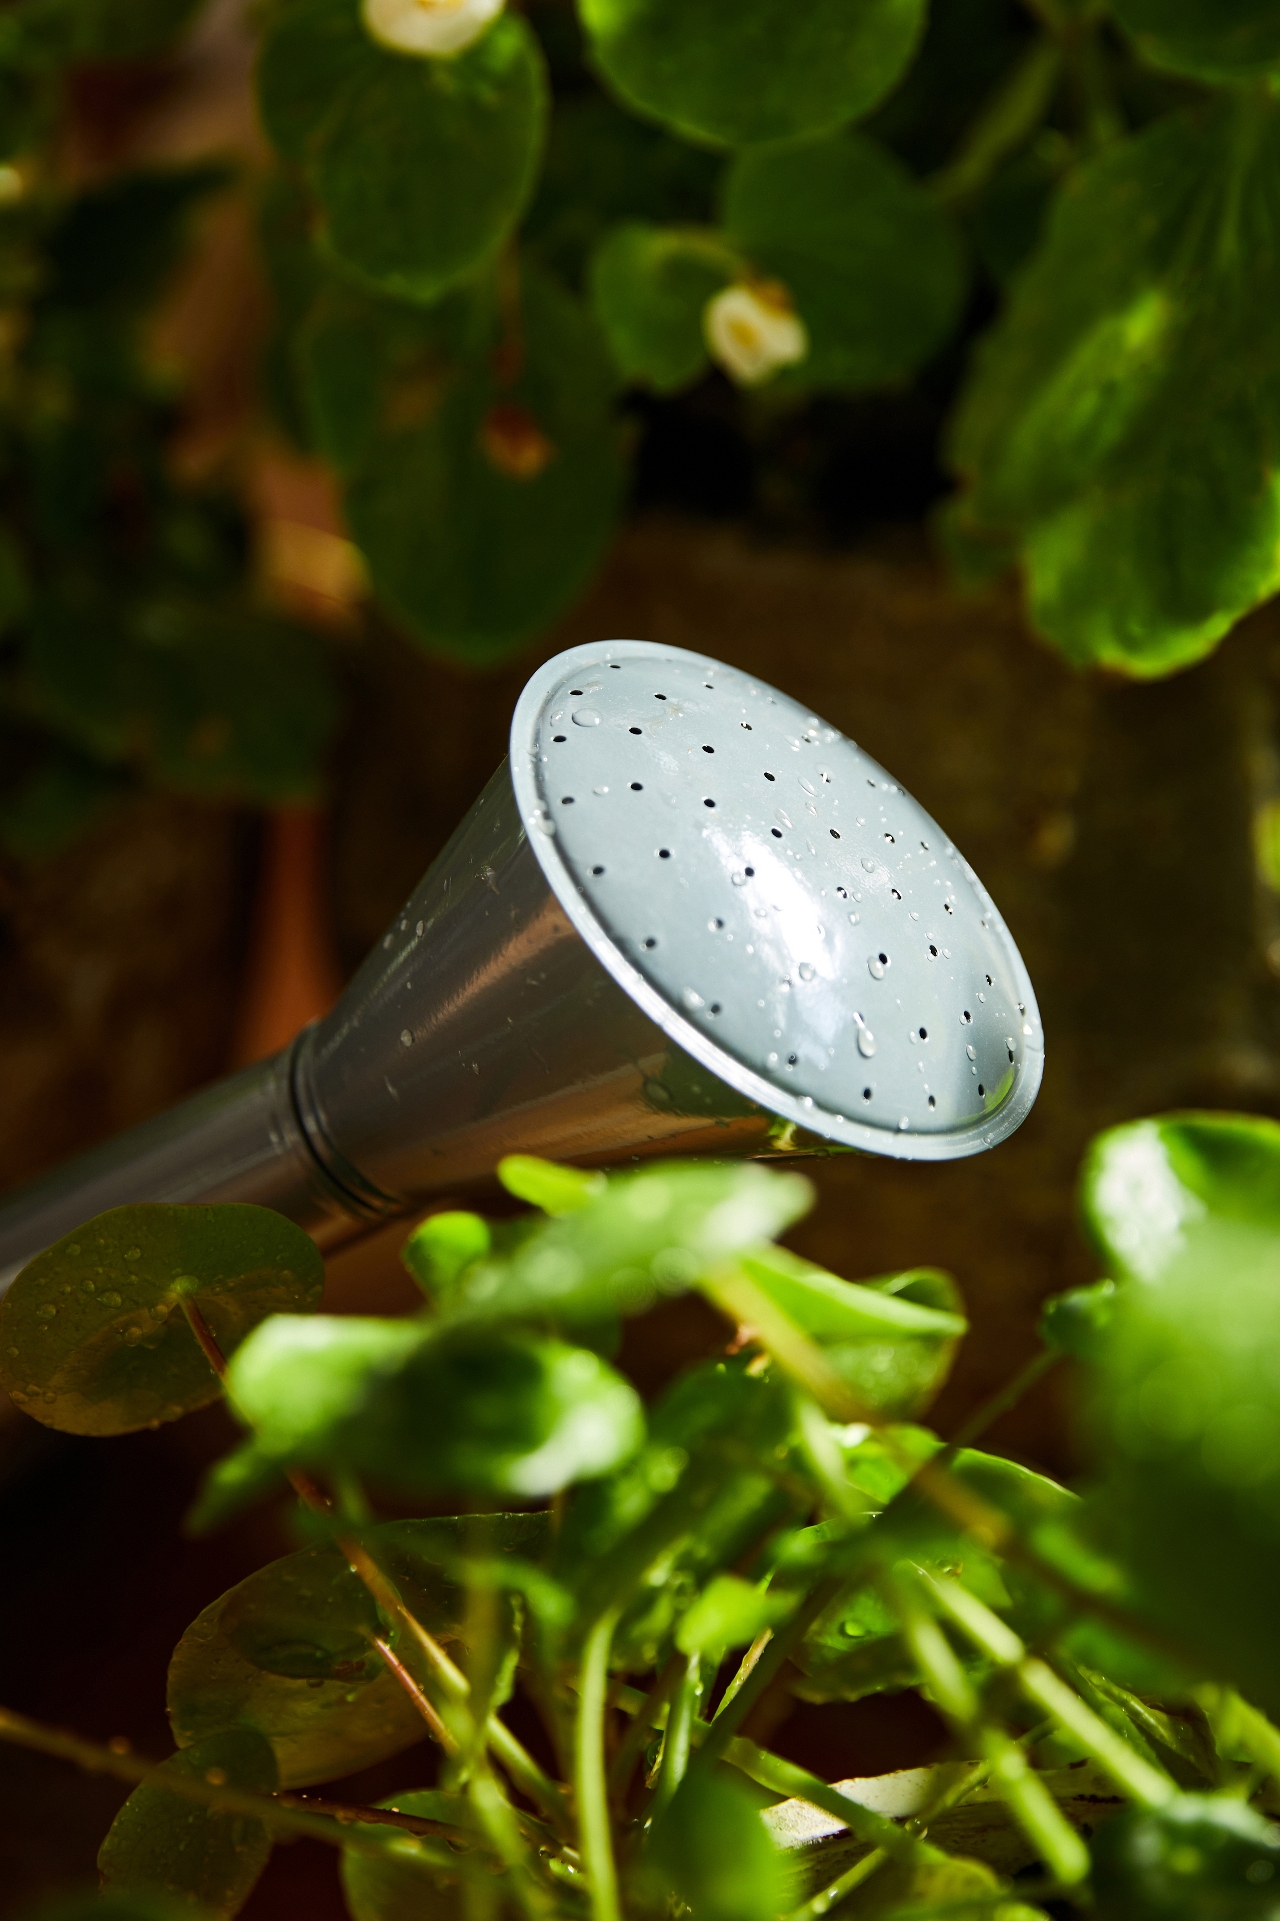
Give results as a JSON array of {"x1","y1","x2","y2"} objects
[{"x1": 510, "y1": 639, "x2": 1043, "y2": 1162}]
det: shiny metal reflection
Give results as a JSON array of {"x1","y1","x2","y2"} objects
[{"x1": 0, "y1": 641, "x2": 1042, "y2": 1291}]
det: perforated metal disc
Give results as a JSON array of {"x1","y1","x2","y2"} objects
[{"x1": 510, "y1": 641, "x2": 1043, "y2": 1160}]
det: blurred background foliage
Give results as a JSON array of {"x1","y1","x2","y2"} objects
[{"x1": 0, "y1": 0, "x2": 1278, "y2": 860}]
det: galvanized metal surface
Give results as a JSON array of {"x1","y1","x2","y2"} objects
[
  {"x1": 0, "y1": 640, "x2": 1042, "y2": 1292},
  {"x1": 512, "y1": 641, "x2": 1043, "y2": 1160}
]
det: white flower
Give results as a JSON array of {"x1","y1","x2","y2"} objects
[
  {"x1": 361, "y1": 0, "x2": 504, "y2": 58},
  {"x1": 704, "y1": 281, "x2": 809, "y2": 388}
]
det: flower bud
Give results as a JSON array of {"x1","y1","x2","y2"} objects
[
  {"x1": 704, "y1": 281, "x2": 808, "y2": 388},
  {"x1": 361, "y1": 0, "x2": 504, "y2": 59}
]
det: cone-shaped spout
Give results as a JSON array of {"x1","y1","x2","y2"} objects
[{"x1": 0, "y1": 641, "x2": 1042, "y2": 1291}]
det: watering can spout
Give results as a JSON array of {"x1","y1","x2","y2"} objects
[{"x1": 0, "y1": 641, "x2": 1044, "y2": 1292}]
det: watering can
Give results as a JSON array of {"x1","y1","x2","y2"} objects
[{"x1": 0, "y1": 641, "x2": 1043, "y2": 1292}]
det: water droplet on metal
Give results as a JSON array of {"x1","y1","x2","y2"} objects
[
  {"x1": 572, "y1": 707, "x2": 602, "y2": 727},
  {"x1": 861, "y1": 857, "x2": 876, "y2": 873},
  {"x1": 966, "y1": 1044, "x2": 977, "y2": 1060},
  {"x1": 798, "y1": 962, "x2": 815, "y2": 982},
  {"x1": 400, "y1": 1029, "x2": 413, "y2": 1048},
  {"x1": 858, "y1": 1030, "x2": 877, "y2": 1058}
]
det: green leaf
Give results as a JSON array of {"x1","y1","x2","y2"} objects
[
  {"x1": 1081, "y1": 1111, "x2": 1280, "y2": 1285},
  {"x1": 443, "y1": 1160, "x2": 812, "y2": 1329},
  {"x1": 579, "y1": 0, "x2": 927, "y2": 149},
  {"x1": 738, "y1": 1246, "x2": 965, "y2": 1419},
  {"x1": 340, "y1": 1790, "x2": 493, "y2": 1921},
  {"x1": 224, "y1": 1315, "x2": 645, "y2": 1498},
  {"x1": 948, "y1": 96, "x2": 1280, "y2": 675},
  {"x1": 675, "y1": 1573, "x2": 791, "y2": 1659},
  {"x1": 840, "y1": 1843, "x2": 1026, "y2": 1916},
  {"x1": 522, "y1": 92, "x2": 720, "y2": 286},
  {"x1": 14, "y1": 0, "x2": 202, "y2": 64},
  {"x1": 29, "y1": 1898, "x2": 194, "y2": 1921},
  {"x1": 589, "y1": 222, "x2": 733, "y2": 391},
  {"x1": 1091, "y1": 1794, "x2": 1280, "y2": 1920},
  {"x1": 643, "y1": 1768, "x2": 787, "y2": 1921},
  {"x1": 97, "y1": 1728, "x2": 277, "y2": 1918},
  {"x1": 497, "y1": 1154, "x2": 606, "y2": 1216},
  {"x1": 1112, "y1": 0, "x2": 1280, "y2": 84},
  {"x1": 342, "y1": 263, "x2": 626, "y2": 660},
  {"x1": 400, "y1": 1211, "x2": 492, "y2": 1302},
  {"x1": 257, "y1": 0, "x2": 547, "y2": 302},
  {"x1": 722, "y1": 132, "x2": 966, "y2": 393},
  {"x1": 1039, "y1": 1279, "x2": 1116, "y2": 1361},
  {"x1": 26, "y1": 602, "x2": 339, "y2": 806},
  {"x1": 0, "y1": 1203, "x2": 323, "y2": 1436},
  {"x1": 1086, "y1": 1187, "x2": 1280, "y2": 1715},
  {"x1": 169, "y1": 1515, "x2": 547, "y2": 1786}
]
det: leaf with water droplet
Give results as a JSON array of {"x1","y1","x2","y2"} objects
[
  {"x1": 0, "y1": 1203, "x2": 323, "y2": 1436},
  {"x1": 217, "y1": 1317, "x2": 644, "y2": 1502},
  {"x1": 169, "y1": 1516, "x2": 547, "y2": 1786},
  {"x1": 98, "y1": 1727, "x2": 277, "y2": 1916}
]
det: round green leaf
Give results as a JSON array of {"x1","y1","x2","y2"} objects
[
  {"x1": 1092, "y1": 1794, "x2": 1280, "y2": 1919},
  {"x1": 169, "y1": 1516, "x2": 547, "y2": 1786},
  {"x1": 1081, "y1": 1112, "x2": 1280, "y2": 1285},
  {"x1": 225, "y1": 1315, "x2": 645, "y2": 1498},
  {"x1": 445, "y1": 1160, "x2": 813, "y2": 1328},
  {"x1": 579, "y1": 0, "x2": 926, "y2": 149},
  {"x1": 258, "y1": 0, "x2": 548, "y2": 303},
  {"x1": 98, "y1": 1728, "x2": 277, "y2": 1918},
  {"x1": 589, "y1": 222, "x2": 733, "y2": 392},
  {"x1": 345, "y1": 264, "x2": 625, "y2": 660},
  {"x1": 1112, "y1": 0, "x2": 1280, "y2": 84},
  {"x1": 948, "y1": 101, "x2": 1280, "y2": 675},
  {"x1": 341, "y1": 1791, "x2": 492, "y2": 1921},
  {"x1": 1087, "y1": 1199, "x2": 1280, "y2": 1716},
  {"x1": 722, "y1": 133, "x2": 966, "y2": 393},
  {"x1": 0, "y1": 1203, "x2": 324, "y2": 1436}
]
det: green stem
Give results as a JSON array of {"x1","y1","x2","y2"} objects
[
  {"x1": 920, "y1": 1570, "x2": 1175, "y2": 1810},
  {"x1": 0, "y1": 1704, "x2": 422, "y2": 1861},
  {"x1": 1206, "y1": 1690, "x2": 1280, "y2": 1787},
  {"x1": 576, "y1": 1608, "x2": 622, "y2": 1921},
  {"x1": 650, "y1": 1655, "x2": 702, "y2": 1819},
  {"x1": 786, "y1": 1848, "x2": 889, "y2": 1921},
  {"x1": 608, "y1": 1656, "x2": 681, "y2": 1799},
  {"x1": 947, "y1": 1350, "x2": 1058, "y2": 1450},
  {"x1": 695, "y1": 1576, "x2": 844, "y2": 1769},
  {"x1": 930, "y1": 38, "x2": 1062, "y2": 207}
]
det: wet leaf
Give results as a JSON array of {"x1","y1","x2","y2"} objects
[
  {"x1": 589, "y1": 222, "x2": 733, "y2": 391},
  {"x1": 1081, "y1": 1111, "x2": 1280, "y2": 1285},
  {"x1": 642, "y1": 1768, "x2": 787, "y2": 1921},
  {"x1": 948, "y1": 97, "x2": 1280, "y2": 674},
  {"x1": 722, "y1": 132, "x2": 966, "y2": 394},
  {"x1": 224, "y1": 1315, "x2": 644, "y2": 1499},
  {"x1": 444, "y1": 1160, "x2": 812, "y2": 1328},
  {"x1": 1086, "y1": 1205, "x2": 1280, "y2": 1716},
  {"x1": 496, "y1": 1155, "x2": 605, "y2": 1217},
  {"x1": 258, "y1": 0, "x2": 547, "y2": 302},
  {"x1": 1091, "y1": 1794, "x2": 1280, "y2": 1920},
  {"x1": 169, "y1": 1516, "x2": 547, "y2": 1786},
  {"x1": 1112, "y1": 0, "x2": 1280, "y2": 84},
  {"x1": 97, "y1": 1728, "x2": 277, "y2": 1918},
  {"x1": 579, "y1": 0, "x2": 926, "y2": 149},
  {"x1": 340, "y1": 1790, "x2": 497, "y2": 1921},
  {"x1": 0, "y1": 1203, "x2": 323, "y2": 1436}
]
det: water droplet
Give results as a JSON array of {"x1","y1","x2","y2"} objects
[
  {"x1": 124, "y1": 1248, "x2": 141, "y2": 1262},
  {"x1": 150, "y1": 1303, "x2": 169, "y2": 1323},
  {"x1": 68, "y1": 1244, "x2": 80, "y2": 1256},
  {"x1": 43, "y1": 1391, "x2": 55, "y2": 1404},
  {"x1": 868, "y1": 952, "x2": 889, "y2": 979},
  {"x1": 966, "y1": 1044, "x2": 977, "y2": 1060},
  {"x1": 848, "y1": 911, "x2": 860, "y2": 925},
  {"x1": 123, "y1": 1327, "x2": 143, "y2": 1346},
  {"x1": 99, "y1": 1292, "x2": 121, "y2": 1308},
  {"x1": 899, "y1": 1117, "x2": 909, "y2": 1131},
  {"x1": 533, "y1": 814, "x2": 556, "y2": 836},
  {"x1": 683, "y1": 988, "x2": 705, "y2": 1010},
  {"x1": 732, "y1": 873, "x2": 747, "y2": 886},
  {"x1": 593, "y1": 784, "x2": 609, "y2": 795},
  {"x1": 858, "y1": 1030, "x2": 877, "y2": 1058},
  {"x1": 35, "y1": 1304, "x2": 56, "y2": 1320},
  {"x1": 767, "y1": 1051, "x2": 778, "y2": 1066},
  {"x1": 1006, "y1": 1036, "x2": 1016, "y2": 1051},
  {"x1": 572, "y1": 707, "x2": 601, "y2": 727},
  {"x1": 861, "y1": 857, "x2": 876, "y2": 873},
  {"x1": 416, "y1": 920, "x2": 424, "y2": 936},
  {"x1": 400, "y1": 1029, "x2": 413, "y2": 1048},
  {"x1": 81, "y1": 1278, "x2": 95, "y2": 1292},
  {"x1": 799, "y1": 962, "x2": 815, "y2": 982}
]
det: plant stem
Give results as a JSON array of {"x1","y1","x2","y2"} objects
[
  {"x1": 946, "y1": 1350, "x2": 1058, "y2": 1449},
  {"x1": 182, "y1": 1294, "x2": 566, "y2": 1832},
  {"x1": 929, "y1": 38, "x2": 1062, "y2": 207},
  {"x1": 607, "y1": 1655, "x2": 681, "y2": 1799},
  {"x1": 786, "y1": 1847, "x2": 889, "y2": 1921},
  {"x1": 695, "y1": 1576, "x2": 844, "y2": 1770},
  {"x1": 919, "y1": 1569, "x2": 1176, "y2": 1810},
  {"x1": 650, "y1": 1654, "x2": 701, "y2": 1818},
  {"x1": 0, "y1": 1704, "x2": 422, "y2": 1861},
  {"x1": 576, "y1": 1608, "x2": 622, "y2": 1921}
]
